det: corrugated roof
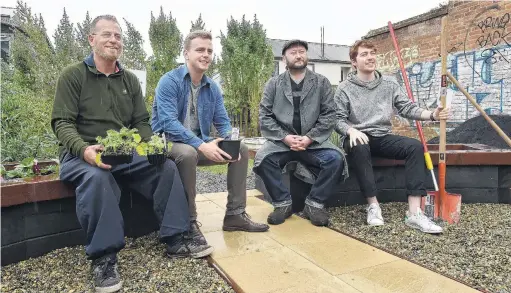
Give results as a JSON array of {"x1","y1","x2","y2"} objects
[{"x1": 267, "y1": 38, "x2": 350, "y2": 63}]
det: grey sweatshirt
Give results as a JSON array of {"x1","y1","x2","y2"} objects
[{"x1": 334, "y1": 70, "x2": 425, "y2": 137}]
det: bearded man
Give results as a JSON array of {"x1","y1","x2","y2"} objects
[{"x1": 253, "y1": 39, "x2": 347, "y2": 227}]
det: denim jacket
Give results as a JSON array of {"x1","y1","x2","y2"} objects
[{"x1": 151, "y1": 65, "x2": 232, "y2": 148}]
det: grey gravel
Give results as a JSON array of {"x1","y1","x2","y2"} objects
[
  {"x1": 196, "y1": 169, "x2": 255, "y2": 194},
  {"x1": 328, "y1": 202, "x2": 511, "y2": 293},
  {"x1": 1, "y1": 233, "x2": 235, "y2": 293}
]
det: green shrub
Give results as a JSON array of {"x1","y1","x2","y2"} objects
[{"x1": 1, "y1": 76, "x2": 58, "y2": 162}]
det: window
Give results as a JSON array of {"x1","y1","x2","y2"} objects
[{"x1": 272, "y1": 60, "x2": 279, "y2": 76}]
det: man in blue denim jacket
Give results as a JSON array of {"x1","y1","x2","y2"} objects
[{"x1": 152, "y1": 30, "x2": 269, "y2": 245}]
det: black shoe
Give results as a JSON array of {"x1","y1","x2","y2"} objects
[
  {"x1": 223, "y1": 212, "x2": 270, "y2": 232},
  {"x1": 91, "y1": 253, "x2": 122, "y2": 293},
  {"x1": 303, "y1": 204, "x2": 329, "y2": 226},
  {"x1": 188, "y1": 220, "x2": 208, "y2": 245},
  {"x1": 166, "y1": 233, "x2": 214, "y2": 259},
  {"x1": 267, "y1": 205, "x2": 293, "y2": 225}
]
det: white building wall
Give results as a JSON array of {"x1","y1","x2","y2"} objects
[{"x1": 275, "y1": 60, "x2": 351, "y2": 86}]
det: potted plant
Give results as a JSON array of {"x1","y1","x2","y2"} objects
[
  {"x1": 95, "y1": 127, "x2": 141, "y2": 165},
  {"x1": 218, "y1": 127, "x2": 241, "y2": 160},
  {"x1": 136, "y1": 133, "x2": 172, "y2": 165}
]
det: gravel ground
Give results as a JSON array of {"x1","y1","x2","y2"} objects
[
  {"x1": 328, "y1": 202, "x2": 511, "y2": 293},
  {"x1": 1, "y1": 233, "x2": 235, "y2": 293},
  {"x1": 196, "y1": 169, "x2": 255, "y2": 194}
]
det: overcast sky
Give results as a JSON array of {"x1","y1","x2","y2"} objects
[{"x1": 2, "y1": 0, "x2": 444, "y2": 61}]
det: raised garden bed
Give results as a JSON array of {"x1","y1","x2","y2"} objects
[{"x1": 1, "y1": 177, "x2": 160, "y2": 266}]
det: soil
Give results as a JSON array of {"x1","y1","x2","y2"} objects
[{"x1": 428, "y1": 114, "x2": 511, "y2": 149}]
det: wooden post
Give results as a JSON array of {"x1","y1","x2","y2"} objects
[{"x1": 438, "y1": 16, "x2": 448, "y2": 217}]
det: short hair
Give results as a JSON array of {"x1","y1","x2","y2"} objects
[
  {"x1": 184, "y1": 30, "x2": 213, "y2": 50},
  {"x1": 90, "y1": 15, "x2": 121, "y2": 34},
  {"x1": 349, "y1": 40, "x2": 377, "y2": 61}
]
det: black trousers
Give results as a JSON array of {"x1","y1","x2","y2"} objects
[{"x1": 344, "y1": 134, "x2": 427, "y2": 198}]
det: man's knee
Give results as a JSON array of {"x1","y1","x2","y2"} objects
[
  {"x1": 75, "y1": 167, "x2": 118, "y2": 207},
  {"x1": 350, "y1": 143, "x2": 371, "y2": 155},
  {"x1": 321, "y1": 150, "x2": 343, "y2": 164},
  {"x1": 406, "y1": 139, "x2": 423, "y2": 154},
  {"x1": 160, "y1": 158, "x2": 179, "y2": 177},
  {"x1": 172, "y1": 143, "x2": 199, "y2": 165},
  {"x1": 83, "y1": 167, "x2": 113, "y2": 185}
]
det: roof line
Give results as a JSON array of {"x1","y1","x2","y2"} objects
[{"x1": 267, "y1": 38, "x2": 350, "y2": 47}]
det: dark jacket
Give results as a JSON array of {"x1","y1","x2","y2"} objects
[{"x1": 51, "y1": 54, "x2": 152, "y2": 161}]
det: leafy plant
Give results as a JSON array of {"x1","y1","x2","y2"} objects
[
  {"x1": 1, "y1": 64, "x2": 59, "y2": 162},
  {"x1": 41, "y1": 164, "x2": 59, "y2": 175},
  {"x1": 95, "y1": 127, "x2": 141, "y2": 155},
  {"x1": 219, "y1": 15, "x2": 274, "y2": 136},
  {"x1": 329, "y1": 131, "x2": 342, "y2": 147},
  {"x1": 5, "y1": 157, "x2": 35, "y2": 179},
  {"x1": 136, "y1": 134, "x2": 168, "y2": 156},
  {"x1": 1, "y1": 157, "x2": 60, "y2": 180}
]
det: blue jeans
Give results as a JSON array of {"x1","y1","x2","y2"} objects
[
  {"x1": 255, "y1": 149, "x2": 344, "y2": 208},
  {"x1": 60, "y1": 152, "x2": 190, "y2": 259}
]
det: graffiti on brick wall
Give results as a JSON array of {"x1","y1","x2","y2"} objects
[
  {"x1": 389, "y1": 4, "x2": 511, "y2": 123},
  {"x1": 465, "y1": 5, "x2": 510, "y2": 73},
  {"x1": 397, "y1": 45, "x2": 510, "y2": 122},
  {"x1": 376, "y1": 45, "x2": 420, "y2": 72}
]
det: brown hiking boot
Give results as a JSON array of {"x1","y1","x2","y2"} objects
[{"x1": 223, "y1": 212, "x2": 269, "y2": 232}]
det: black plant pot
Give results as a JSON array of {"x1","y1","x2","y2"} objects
[
  {"x1": 101, "y1": 154, "x2": 133, "y2": 165},
  {"x1": 218, "y1": 140, "x2": 241, "y2": 160},
  {"x1": 147, "y1": 153, "x2": 167, "y2": 165}
]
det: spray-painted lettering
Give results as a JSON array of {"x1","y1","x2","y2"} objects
[{"x1": 376, "y1": 45, "x2": 420, "y2": 72}]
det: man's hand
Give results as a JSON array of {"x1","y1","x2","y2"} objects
[
  {"x1": 291, "y1": 136, "x2": 313, "y2": 151},
  {"x1": 83, "y1": 145, "x2": 112, "y2": 170},
  {"x1": 433, "y1": 106, "x2": 450, "y2": 121},
  {"x1": 347, "y1": 128, "x2": 369, "y2": 148},
  {"x1": 198, "y1": 138, "x2": 231, "y2": 162},
  {"x1": 283, "y1": 135, "x2": 305, "y2": 151}
]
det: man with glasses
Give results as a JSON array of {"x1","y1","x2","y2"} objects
[
  {"x1": 253, "y1": 39, "x2": 347, "y2": 227},
  {"x1": 51, "y1": 15, "x2": 213, "y2": 293}
]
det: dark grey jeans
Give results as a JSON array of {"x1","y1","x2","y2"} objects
[
  {"x1": 60, "y1": 152, "x2": 190, "y2": 260},
  {"x1": 169, "y1": 142, "x2": 249, "y2": 221}
]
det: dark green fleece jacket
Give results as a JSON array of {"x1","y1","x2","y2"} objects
[{"x1": 51, "y1": 54, "x2": 152, "y2": 161}]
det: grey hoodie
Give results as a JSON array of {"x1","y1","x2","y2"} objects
[{"x1": 334, "y1": 70, "x2": 424, "y2": 137}]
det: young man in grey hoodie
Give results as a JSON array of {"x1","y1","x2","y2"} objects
[{"x1": 334, "y1": 40, "x2": 450, "y2": 234}]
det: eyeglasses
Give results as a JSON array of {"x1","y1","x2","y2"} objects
[{"x1": 92, "y1": 32, "x2": 122, "y2": 41}]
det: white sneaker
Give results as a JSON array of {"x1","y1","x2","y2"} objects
[
  {"x1": 405, "y1": 207, "x2": 443, "y2": 234},
  {"x1": 366, "y1": 203, "x2": 384, "y2": 226}
]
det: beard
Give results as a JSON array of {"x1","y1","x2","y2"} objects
[
  {"x1": 93, "y1": 45, "x2": 122, "y2": 61},
  {"x1": 285, "y1": 57, "x2": 308, "y2": 70}
]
